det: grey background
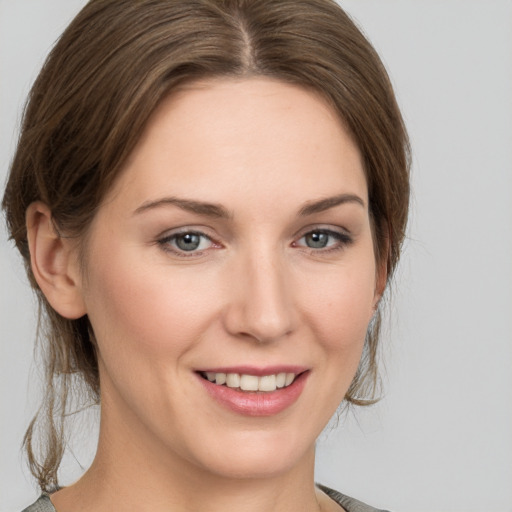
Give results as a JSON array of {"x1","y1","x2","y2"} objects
[{"x1": 1, "y1": 1, "x2": 511, "y2": 511}]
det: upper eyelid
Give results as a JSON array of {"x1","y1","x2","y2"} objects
[
  {"x1": 298, "y1": 228, "x2": 349, "y2": 238},
  {"x1": 293, "y1": 224, "x2": 352, "y2": 239},
  {"x1": 296, "y1": 229, "x2": 352, "y2": 242},
  {"x1": 157, "y1": 225, "x2": 216, "y2": 240}
]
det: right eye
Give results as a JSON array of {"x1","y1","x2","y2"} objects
[{"x1": 158, "y1": 231, "x2": 215, "y2": 256}]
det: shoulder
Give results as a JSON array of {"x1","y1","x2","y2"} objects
[
  {"x1": 21, "y1": 495, "x2": 56, "y2": 512},
  {"x1": 318, "y1": 484, "x2": 392, "y2": 512},
  {"x1": 22, "y1": 487, "x2": 389, "y2": 512}
]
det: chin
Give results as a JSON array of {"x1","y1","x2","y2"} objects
[
  {"x1": 201, "y1": 453, "x2": 306, "y2": 481},
  {"x1": 186, "y1": 428, "x2": 315, "y2": 481}
]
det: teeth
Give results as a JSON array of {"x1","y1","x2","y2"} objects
[
  {"x1": 204, "y1": 372, "x2": 297, "y2": 392},
  {"x1": 240, "y1": 375, "x2": 259, "y2": 391},
  {"x1": 276, "y1": 373, "x2": 286, "y2": 388},
  {"x1": 285, "y1": 373, "x2": 295, "y2": 386},
  {"x1": 226, "y1": 373, "x2": 240, "y2": 388},
  {"x1": 258, "y1": 374, "x2": 276, "y2": 392}
]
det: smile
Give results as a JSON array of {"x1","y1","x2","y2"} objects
[
  {"x1": 201, "y1": 372, "x2": 297, "y2": 392},
  {"x1": 197, "y1": 368, "x2": 309, "y2": 416}
]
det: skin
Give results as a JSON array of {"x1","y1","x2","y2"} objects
[{"x1": 27, "y1": 78, "x2": 384, "y2": 512}]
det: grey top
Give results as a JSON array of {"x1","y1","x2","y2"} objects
[
  {"x1": 319, "y1": 485, "x2": 391, "y2": 512},
  {"x1": 22, "y1": 486, "x2": 390, "y2": 512}
]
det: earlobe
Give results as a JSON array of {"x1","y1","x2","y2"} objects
[{"x1": 26, "y1": 202, "x2": 87, "y2": 319}]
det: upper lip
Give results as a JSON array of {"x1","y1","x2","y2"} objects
[{"x1": 195, "y1": 365, "x2": 309, "y2": 376}]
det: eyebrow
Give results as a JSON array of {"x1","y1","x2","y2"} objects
[
  {"x1": 134, "y1": 197, "x2": 232, "y2": 218},
  {"x1": 134, "y1": 192, "x2": 365, "y2": 219},
  {"x1": 298, "y1": 193, "x2": 366, "y2": 216}
]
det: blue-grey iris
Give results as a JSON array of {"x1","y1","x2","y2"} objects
[
  {"x1": 176, "y1": 233, "x2": 201, "y2": 251},
  {"x1": 305, "y1": 232, "x2": 328, "y2": 248}
]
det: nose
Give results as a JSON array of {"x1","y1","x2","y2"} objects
[{"x1": 223, "y1": 246, "x2": 297, "y2": 343}]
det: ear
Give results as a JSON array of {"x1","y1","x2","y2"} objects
[{"x1": 26, "y1": 201, "x2": 87, "y2": 319}]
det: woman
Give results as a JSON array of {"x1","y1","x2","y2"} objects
[{"x1": 2, "y1": 1, "x2": 409, "y2": 511}]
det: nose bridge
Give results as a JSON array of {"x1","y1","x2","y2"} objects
[{"x1": 225, "y1": 241, "x2": 295, "y2": 343}]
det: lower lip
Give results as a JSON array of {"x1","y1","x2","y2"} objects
[{"x1": 198, "y1": 372, "x2": 309, "y2": 416}]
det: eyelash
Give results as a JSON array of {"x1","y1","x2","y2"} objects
[
  {"x1": 157, "y1": 227, "x2": 353, "y2": 258},
  {"x1": 293, "y1": 228, "x2": 353, "y2": 254},
  {"x1": 157, "y1": 230, "x2": 218, "y2": 257}
]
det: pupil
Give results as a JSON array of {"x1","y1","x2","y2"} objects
[
  {"x1": 306, "y1": 232, "x2": 328, "y2": 248},
  {"x1": 176, "y1": 233, "x2": 200, "y2": 251}
]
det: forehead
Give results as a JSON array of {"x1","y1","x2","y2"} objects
[{"x1": 108, "y1": 77, "x2": 367, "y2": 214}]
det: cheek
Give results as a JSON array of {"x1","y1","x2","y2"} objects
[
  {"x1": 299, "y1": 260, "x2": 377, "y2": 353},
  {"x1": 292, "y1": 252, "x2": 378, "y2": 424},
  {"x1": 82, "y1": 250, "x2": 219, "y2": 363}
]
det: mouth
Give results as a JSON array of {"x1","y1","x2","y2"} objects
[
  {"x1": 199, "y1": 371, "x2": 299, "y2": 392},
  {"x1": 196, "y1": 367, "x2": 309, "y2": 416}
]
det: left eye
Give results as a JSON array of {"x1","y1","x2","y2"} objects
[
  {"x1": 296, "y1": 230, "x2": 350, "y2": 250},
  {"x1": 162, "y1": 232, "x2": 213, "y2": 253}
]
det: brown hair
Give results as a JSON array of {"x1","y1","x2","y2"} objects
[{"x1": 2, "y1": 0, "x2": 410, "y2": 492}]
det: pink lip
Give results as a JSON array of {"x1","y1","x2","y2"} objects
[
  {"x1": 196, "y1": 367, "x2": 309, "y2": 417},
  {"x1": 197, "y1": 365, "x2": 307, "y2": 376}
]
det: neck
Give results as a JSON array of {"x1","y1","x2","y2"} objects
[
  {"x1": 51, "y1": 402, "x2": 324, "y2": 512},
  {"x1": 54, "y1": 448, "x2": 321, "y2": 512}
]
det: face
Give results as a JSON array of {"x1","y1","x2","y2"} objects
[{"x1": 78, "y1": 78, "x2": 381, "y2": 480}]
